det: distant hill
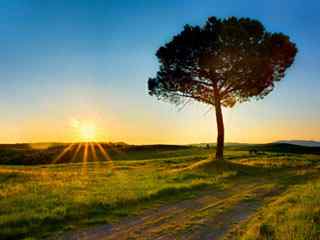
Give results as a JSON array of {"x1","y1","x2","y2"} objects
[
  {"x1": 190, "y1": 141, "x2": 320, "y2": 154},
  {"x1": 274, "y1": 140, "x2": 320, "y2": 147},
  {"x1": 246, "y1": 143, "x2": 320, "y2": 155}
]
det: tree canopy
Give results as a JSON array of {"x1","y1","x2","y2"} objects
[{"x1": 148, "y1": 17, "x2": 297, "y2": 108}]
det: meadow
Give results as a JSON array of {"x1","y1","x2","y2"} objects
[{"x1": 0, "y1": 144, "x2": 319, "y2": 239}]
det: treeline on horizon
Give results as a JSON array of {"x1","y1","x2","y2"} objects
[{"x1": 0, "y1": 142, "x2": 319, "y2": 166}]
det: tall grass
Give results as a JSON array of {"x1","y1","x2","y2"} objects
[
  {"x1": 0, "y1": 146, "x2": 319, "y2": 239},
  {"x1": 0, "y1": 156, "x2": 231, "y2": 240},
  {"x1": 241, "y1": 178, "x2": 320, "y2": 240}
]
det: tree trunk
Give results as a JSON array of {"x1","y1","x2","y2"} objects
[{"x1": 214, "y1": 86, "x2": 224, "y2": 161}]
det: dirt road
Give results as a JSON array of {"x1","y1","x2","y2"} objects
[{"x1": 58, "y1": 179, "x2": 281, "y2": 240}]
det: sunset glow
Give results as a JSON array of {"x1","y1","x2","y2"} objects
[
  {"x1": 0, "y1": 1, "x2": 319, "y2": 145},
  {"x1": 79, "y1": 124, "x2": 96, "y2": 142},
  {"x1": 71, "y1": 120, "x2": 97, "y2": 142}
]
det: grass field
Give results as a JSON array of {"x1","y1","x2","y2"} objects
[
  {"x1": 241, "y1": 178, "x2": 320, "y2": 240},
  {"x1": 0, "y1": 144, "x2": 319, "y2": 239}
]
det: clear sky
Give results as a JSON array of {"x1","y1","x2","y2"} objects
[{"x1": 0, "y1": 0, "x2": 319, "y2": 144}]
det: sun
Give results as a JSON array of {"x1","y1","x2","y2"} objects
[
  {"x1": 70, "y1": 119, "x2": 97, "y2": 142},
  {"x1": 79, "y1": 124, "x2": 96, "y2": 142}
]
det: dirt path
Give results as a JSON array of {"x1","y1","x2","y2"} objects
[{"x1": 58, "y1": 179, "x2": 282, "y2": 240}]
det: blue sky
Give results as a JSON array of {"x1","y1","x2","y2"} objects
[{"x1": 0, "y1": 0, "x2": 319, "y2": 143}]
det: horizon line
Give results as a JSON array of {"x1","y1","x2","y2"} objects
[{"x1": 1, "y1": 139, "x2": 319, "y2": 146}]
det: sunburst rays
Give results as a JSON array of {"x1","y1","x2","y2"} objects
[
  {"x1": 52, "y1": 143, "x2": 76, "y2": 164},
  {"x1": 82, "y1": 143, "x2": 89, "y2": 175},
  {"x1": 96, "y1": 143, "x2": 112, "y2": 162},
  {"x1": 71, "y1": 143, "x2": 82, "y2": 162},
  {"x1": 89, "y1": 143, "x2": 100, "y2": 171},
  {"x1": 89, "y1": 143, "x2": 98, "y2": 162},
  {"x1": 51, "y1": 141, "x2": 120, "y2": 175}
]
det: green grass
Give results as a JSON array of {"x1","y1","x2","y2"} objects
[
  {"x1": 0, "y1": 154, "x2": 232, "y2": 239},
  {"x1": 0, "y1": 145, "x2": 319, "y2": 239},
  {"x1": 241, "y1": 177, "x2": 320, "y2": 240}
]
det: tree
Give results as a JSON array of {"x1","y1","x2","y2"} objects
[
  {"x1": 148, "y1": 17, "x2": 297, "y2": 161},
  {"x1": 148, "y1": 17, "x2": 297, "y2": 160}
]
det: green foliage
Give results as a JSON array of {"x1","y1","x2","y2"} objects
[{"x1": 148, "y1": 16, "x2": 297, "y2": 107}]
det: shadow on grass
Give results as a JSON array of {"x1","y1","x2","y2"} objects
[{"x1": 0, "y1": 179, "x2": 224, "y2": 240}]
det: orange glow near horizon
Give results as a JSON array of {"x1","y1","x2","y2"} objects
[{"x1": 0, "y1": 110, "x2": 319, "y2": 145}]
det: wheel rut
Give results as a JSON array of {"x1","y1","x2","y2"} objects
[{"x1": 58, "y1": 180, "x2": 282, "y2": 240}]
